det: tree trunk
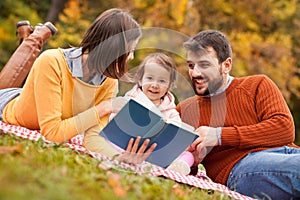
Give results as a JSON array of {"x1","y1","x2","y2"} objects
[{"x1": 45, "y1": 0, "x2": 69, "y2": 23}]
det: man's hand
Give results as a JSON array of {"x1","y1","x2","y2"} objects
[{"x1": 188, "y1": 126, "x2": 219, "y2": 162}]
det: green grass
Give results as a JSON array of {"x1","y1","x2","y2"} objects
[{"x1": 0, "y1": 133, "x2": 234, "y2": 200}]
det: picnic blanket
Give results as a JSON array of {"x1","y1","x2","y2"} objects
[{"x1": 0, "y1": 121, "x2": 254, "y2": 200}]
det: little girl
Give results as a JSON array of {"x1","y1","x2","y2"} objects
[{"x1": 111, "y1": 52, "x2": 194, "y2": 175}]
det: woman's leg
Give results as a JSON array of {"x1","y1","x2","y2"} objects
[
  {"x1": 227, "y1": 146, "x2": 300, "y2": 199},
  {"x1": 0, "y1": 88, "x2": 22, "y2": 120},
  {"x1": 0, "y1": 22, "x2": 57, "y2": 89}
]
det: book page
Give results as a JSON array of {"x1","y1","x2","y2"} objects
[{"x1": 164, "y1": 118, "x2": 196, "y2": 134}]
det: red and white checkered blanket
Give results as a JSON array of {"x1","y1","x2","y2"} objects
[{"x1": 0, "y1": 121, "x2": 254, "y2": 200}]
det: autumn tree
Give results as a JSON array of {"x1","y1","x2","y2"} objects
[
  {"x1": 0, "y1": 0, "x2": 299, "y2": 143},
  {"x1": 122, "y1": 0, "x2": 300, "y2": 143}
]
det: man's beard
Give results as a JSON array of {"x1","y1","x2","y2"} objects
[{"x1": 192, "y1": 75, "x2": 224, "y2": 96}]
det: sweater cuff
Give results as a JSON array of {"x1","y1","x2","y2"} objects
[
  {"x1": 217, "y1": 127, "x2": 222, "y2": 146},
  {"x1": 220, "y1": 126, "x2": 240, "y2": 146},
  {"x1": 217, "y1": 127, "x2": 222, "y2": 145},
  {"x1": 74, "y1": 106, "x2": 99, "y2": 134}
]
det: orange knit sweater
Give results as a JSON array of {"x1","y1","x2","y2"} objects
[{"x1": 177, "y1": 75, "x2": 298, "y2": 185}]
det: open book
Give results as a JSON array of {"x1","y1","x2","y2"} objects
[{"x1": 99, "y1": 99, "x2": 198, "y2": 168}]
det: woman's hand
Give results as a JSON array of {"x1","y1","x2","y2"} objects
[
  {"x1": 96, "y1": 97, "x2": 129, "y2": 117},
  {"x1": 116, "y1": 136, "x2": 157, "y2": 164}
]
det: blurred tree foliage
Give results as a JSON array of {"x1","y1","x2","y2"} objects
[
  {"x1": 0, "y1": 0, "x2": 299, "y2": 144},
  {"x1": 0, "y1": 0, "x2": 50, "y2": 66}
]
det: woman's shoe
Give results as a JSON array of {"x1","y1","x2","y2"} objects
[
  {"x1": 0, "y1": 22, "x2": 58, "y2": 89},
  {"x1": 167, "y1": 159, "x2": 191, "y2": 175},
  {"x1": 16, "y1": 20, "x2": 34, "y2": 44},
  {"x1": 16, "y1": 21, "x2": 57, "y2": 44},
  {"x1": 31, "y1": 22, "x2": 58, "y2": 42},
  {"x1": 31, "y1": 22, "x2": 57, "y2": 43}
]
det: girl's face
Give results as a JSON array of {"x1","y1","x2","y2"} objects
[{"x1": 140, "y1": 62, "x2": 171, "y2": 106}]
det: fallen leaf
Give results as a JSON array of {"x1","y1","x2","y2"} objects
[
  {"x1": 0, "y1": 144, "x2": 22, "y2": 154},
  {"x1": 114, "y1": 186, "x2": 127, "y2": 197},
  {"x1": 61, "y1": 165, "x2": 68, "y2": 176},
  {"x1": 107, "y1": 172, "x2": 121, "y2": 187},
  {"x1": 107, "y1": 173, "x2": 127, "y2": 197},
  {"x1": 172, "y1": 184, "x2": 185, "y2": 196}
]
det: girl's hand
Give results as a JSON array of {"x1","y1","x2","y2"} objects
[{"x1": 116, "y1": 136, "x2": 157, "y2": 164}]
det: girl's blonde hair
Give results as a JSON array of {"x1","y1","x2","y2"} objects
[{"x1": 135, "y1": 53, "x2": 177, "y2": 88}]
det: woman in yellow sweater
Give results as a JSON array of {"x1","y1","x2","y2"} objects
[{"x1": 0, "y1": 8, "x2": 156, "y2": 164}]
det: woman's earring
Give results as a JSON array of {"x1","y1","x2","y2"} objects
[{"x1": 116, "y1": 63, "x2": 120, "y2": 74}]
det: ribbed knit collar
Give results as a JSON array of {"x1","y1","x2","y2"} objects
[{"x1": 201, "y1": 75, "x2": 234, "y2": 98}]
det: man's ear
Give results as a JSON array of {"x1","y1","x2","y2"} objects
[{"x1": 223, "y1": 57, "x2": 232, "y2": 74}]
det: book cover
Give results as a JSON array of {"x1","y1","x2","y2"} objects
[{"x1": 99, "y1": 99, "x2": 198, "y2": 168}]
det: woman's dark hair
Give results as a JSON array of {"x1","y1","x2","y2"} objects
[
  {"x1": 80, "y1": 8, "x2": 142, "y2": 79},
  {"x1": 135, "y1": 52, "x2": 177, "y2": 87},
  {"x1": 183, "y1": 30, "x2": 232, "y2": 64}
]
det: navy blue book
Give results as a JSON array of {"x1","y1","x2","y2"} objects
[{"x1": 99, "y1": 99, "x2": 198, "y2": 168}]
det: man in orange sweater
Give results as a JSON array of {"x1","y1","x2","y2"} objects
[{"x1": 177, "y1": 30, "x2": 300, "y2": 199}]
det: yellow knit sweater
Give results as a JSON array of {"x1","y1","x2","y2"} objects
[
  {"x1": 177, "y1": 75, "x2": 298, "y2": 184},
  {"x1": 3, "y1": 48, "x2": 119, "y2": 156}
]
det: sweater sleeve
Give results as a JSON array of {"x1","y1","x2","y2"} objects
[
  {"x1": 30, "y1": 51, "x2": 90, "y2": 143},
  {"x1": 30, "y1": 50, "x2": 117, "y2": 143},
  {"x1": 222, "y1": 75, "x2": 295, "y2": 148},
  {"x1": 82, "y1": 123, "x2": 119, "y2": 156}
]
